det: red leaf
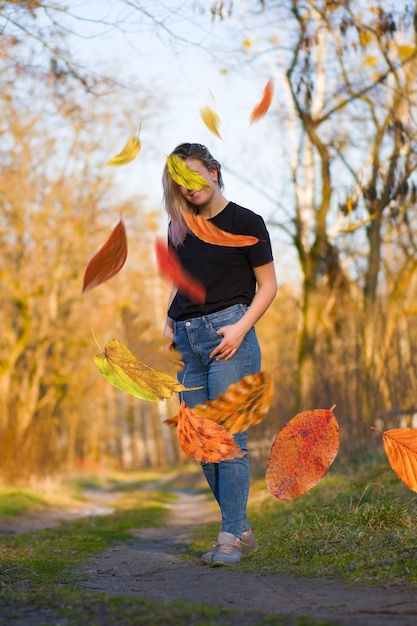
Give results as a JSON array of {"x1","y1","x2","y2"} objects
[
  {"x1": 265, "y1": 406, "x2": 340, "y2": 500},
  {"x1": 82, "y1": 217, "x2": 128, "y2": 293},
  {"x1": 249, "y1": 78, "x2": 274, "y2": 124},
  {"x1": 155, "y1": 238, "x2": 206, "y2": 304}
]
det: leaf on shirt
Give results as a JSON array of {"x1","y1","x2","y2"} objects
[
  {"x1": 155, "y1": 237, "x2": 206, "y2": 304},
  {"x1": 181, "y1": 210, "x2": 259, "y2": 247}
]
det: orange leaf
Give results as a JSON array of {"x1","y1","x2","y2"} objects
[
  {"x1": 165, "y1": 372, "x2": 273, "y2": 433},
  {"x1": 155, "y1": 238, "x2": 206, "y2": 304},
  {"x1": 381, "y1": 428, "x2": 417, "y2": 492},
  {"x1": 265, "y1": 406, "x2": 339, "y2": 500},
  {"x1": 82, "y1": 217, "x2": 127, "y2": 293},
  {"x1": 249, "y1": 78, "x2": 274, "y2": 124},
  {"x1": 181, "y1": 210, "x2": 259, "y2": 247},
  {"x1": 177, "y1": 402, "x2": 246, "y2": 463}
]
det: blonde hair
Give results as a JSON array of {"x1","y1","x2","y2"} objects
[{"x1": 162, "y1": 143, "x2": 224, "y2": 246}]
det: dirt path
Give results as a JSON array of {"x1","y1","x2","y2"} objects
[
  {"x1": 1, "y1": 484, "x2": 417, "y2": 625},
  {"x1": 75, "y1": 488, "x2": 417, "y2": 626}
]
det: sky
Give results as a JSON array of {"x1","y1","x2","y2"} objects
[{"x1": 64, "y1": 0, "x2": 291, "y2": 269}]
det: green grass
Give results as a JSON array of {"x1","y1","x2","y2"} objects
[
  {"x1": 1, "y1": 458, "x2": 416, "y2": 625},
  {"x1": 0, "y1": 477, "x2": 333, "y2": 626},
  {"x1": 190, "y1": 453, "x2": 417, "y2": 586},
  {"x1": 0, "y1": 490, "x2": 48, "y2": 518}
]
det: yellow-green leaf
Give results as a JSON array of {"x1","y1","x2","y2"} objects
[
  {"x1": 200, "y1": 105, "x2": 222, "y2": 140},
  {"x1": 166, "y1": 154, "x2": 211, "y2": 190},
  {"x1": 94, "y1": 339, "x2": 188, "y2": 402},
  {"x1": 106, "y1": 135, "x2": 141, "y2": 167}
]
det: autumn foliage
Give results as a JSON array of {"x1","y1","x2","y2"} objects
[{"x1": 265, "y1": 407, "x2": 340, "y2": 500}]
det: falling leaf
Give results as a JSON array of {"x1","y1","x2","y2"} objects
[
  {"x1": 106, "y1": 133, "x2": 141, "y2": 167},
  {"x1": 375, "y1": 427, "x2": 417, "y2": 493},
  {"x1": 181, "y1": 210, "x2": 259, "y2": 247},
  {"x1": 200, "y1": 105, "x2": 222, "y2": 140},
  {"x1": 82, "y1": 217, "x2": 128, "y2": 293},
  {"x1": 94, "y1": 339, "x2": 191, "y2": 402},
  {"x1": 177, "y1": 402, "x2": 246, "y2": 463},
  {"x1": 166, "y1": 154, "x2": 211, "y2": 190},
  {"x1": 121, "y1": 305, "x2": 183, "y2": 376},
  {"x1": 249, "y1": 77, "x2": 274, "y2": 124},
  {"x1": 265, "y1": 406, "x2": 340, "y2": 500},
  {"x1": 155, "y1": 238, "x2": 206, "y2": 304},
  {"x1": 165, "y1": 372, "x2": 273, "y2": 433}
]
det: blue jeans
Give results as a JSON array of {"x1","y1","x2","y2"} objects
[{"x1": 173, "y1": 304, "x2": 261, "y2": 538}]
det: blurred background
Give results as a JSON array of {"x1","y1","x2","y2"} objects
[{"x1": 1, "y1": 0, "x2": 416, "y2": 483}]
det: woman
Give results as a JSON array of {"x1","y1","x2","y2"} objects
[{"x1": 162, "y1": 143, "x2": 277, "y2": 567}]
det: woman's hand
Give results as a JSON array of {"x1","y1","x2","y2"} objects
[{"x1": 209, "y1": 323, "x2": 246, "y2": 362}]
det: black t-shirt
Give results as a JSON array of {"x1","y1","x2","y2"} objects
[{"x1": 168, "y1": 201, "x2": 273, "y2": 321}]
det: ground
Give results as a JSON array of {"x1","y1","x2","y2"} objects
[{"x1": 2, "y1": 483, "x2": 417, "y2": 626}]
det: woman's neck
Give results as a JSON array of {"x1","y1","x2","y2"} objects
[{"x1": 197, "y1": 194, "x2": 229, "y2": 219}]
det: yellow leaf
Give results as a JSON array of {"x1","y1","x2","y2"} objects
[
  {"x1": 94, "y1": 339, "x2": 192, "y2": 402},
  {"x1": 397, "y1": 45, "x2": 416, "y2": 62},
  {"x1": 166, "y1": 154, "x2": 211, "y2": 190},
  {"x1": 107, "y1": 134, "x2": 141, "y2": 167},
  {"x1": 364, "y1": 55, "x2": 378, "y2": 68},
  {"x1": 200, "y1": 105, "x2": 222, "y2": 140}
]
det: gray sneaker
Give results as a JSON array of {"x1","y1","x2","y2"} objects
[
  {"x1": 211, "y1": 531, "x2": 242, "y2": 567},
  {"x1": 201, "y1": 529, "x2": 258, "y2": 564}
]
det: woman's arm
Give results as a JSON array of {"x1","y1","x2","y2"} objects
[{"x1": 209, "y1": 261, "x2": 277, "y2": 361}]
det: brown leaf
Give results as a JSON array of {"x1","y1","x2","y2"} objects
[
  {"x1": 381, "y1": 428, "x2": 417, "y2": 492},
  {"x1": 181, "y1": 210, "x2": 259, "y2": 247},
  {"x1": 265, "y1": 406, "x2": 339, "y2": 500},
  {"x1": 121, "y1": 305, "x2": 183, "y2": 376},
  {"x1": 177, "y1": 402, "x2": 246, "y2": 463},
  {"x1": 249, "y1": 78, "x2": 274, "y2": 124},
  {"x1": 165, "y1": 372, "x2": 273, "y2": 433},
  {"x1": 82, "y1": 217, "x2": 127, "y2": 293}
]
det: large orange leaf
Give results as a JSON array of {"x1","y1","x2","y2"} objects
[
  {"x1": 265, "y1": 406, "x2": 339, "y2": 500},
  {"x1": 82, "y1": 217, "x2": 127, "y2": 293},
  {"x1": 379, "y1": 428, "x2": 417, "y2": 492},
  {"x1": 155, "y1": 237, "x2": 206, "y2": 304},
  {"x1": 165, "y1": 372, "x2": 273, "y2": 433},
  {"x1": 181, "y1": 210, "x2": 259, "y2": 247},
  {"x1": 177, "y1": 402, "x2": 246, "y2": 463},
  {"x1": 249, "y1": 77, "x2": 274, "y2": 124}
]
